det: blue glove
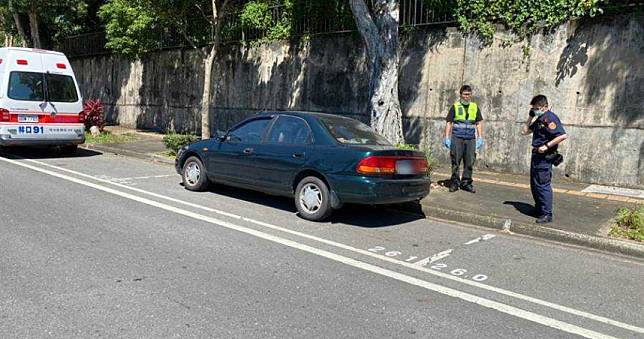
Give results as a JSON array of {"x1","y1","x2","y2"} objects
[
  {"x1": 476, "y1": 138, "x2": 484, "y2": 150},
  {"x1": 443, "y1": 137, "x2": 451, "y2": 149}
]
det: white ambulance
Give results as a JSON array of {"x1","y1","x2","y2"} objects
[{"x1": 0, "y1": 47, "x2": 84, "y2": 152}]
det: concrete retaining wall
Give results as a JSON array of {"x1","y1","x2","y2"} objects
[{"x1": 71, "y1": 14, "x2": 643, "y2": 187}]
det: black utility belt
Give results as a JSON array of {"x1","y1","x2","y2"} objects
[{"x1": 533, "y1": 150, "x2": 564, "y2": 166}]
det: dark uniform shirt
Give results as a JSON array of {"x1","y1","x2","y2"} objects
[
  {"x1": 529, "y1": 111, "x2": 566, "y2": 151},
  {"x1": 446, "y1": 104, "x2": 484, "y2": 123}
]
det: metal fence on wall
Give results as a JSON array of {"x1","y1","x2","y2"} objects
[
  {"x1": 57, "y1": 0, "x2": 643, "y2": 58},
  {"x1": 58, "y1": 0, "x2": 456, "y2": 58}
]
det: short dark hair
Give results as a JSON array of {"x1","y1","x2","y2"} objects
[
  {"x1": 460, "y1": 85, "x2": 472, "y2": 94},
  {"x1": 530, "y1": 95, "x2": 548, "y2": 107}
]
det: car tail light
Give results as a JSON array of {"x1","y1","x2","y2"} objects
[
  {"x1": 357, "y1": 156, "x2": 397, "y2": 175},
  {"x1": 0, "y1": 108, "x2": 9, "y2": 122},
  {"x1": 78, "y1": 111, "x2": 86, "y2": 123},
  {"x1": 357, "y1": 156, "x2": 428, "y2": 176}
]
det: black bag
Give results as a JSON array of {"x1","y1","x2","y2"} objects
[{"x1": 545, "y1": 151, "x2": 564, "y2": 167}]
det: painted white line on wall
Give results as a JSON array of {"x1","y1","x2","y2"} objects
[
  {"x1": 15, "y1": 157, "x2": 644, "y2": 335},
  {"x1": 0, "y1": 156, "x2": 621, "y2": 338},
  {"x1": 582, "y1": 184, "x2": 644, "y2": 199},
  {"x1": 414, "y1": 249, "x2": 453, "y2": 267}
]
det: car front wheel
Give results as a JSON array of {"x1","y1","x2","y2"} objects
[
  {"x1": 182, "y1": 156, "x2": 209, "y2": 191},
  {"x1": 295, "y1": 176, "x2": 333, "y2": 221}
]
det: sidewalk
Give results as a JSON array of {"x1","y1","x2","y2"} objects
[
  {"x1": 81, "y1": 126, "x2": 644, "y2": 258},
  {"x1": 424, "y1": 168, "x2": 643, "y2": 257},
  {"x1": 82, "y1": 126, "x2": 174, "y2": 165}
]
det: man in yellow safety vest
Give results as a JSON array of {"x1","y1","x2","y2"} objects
[{"x1": 443, "y1": 85, "x2": 484, "y2": 193}]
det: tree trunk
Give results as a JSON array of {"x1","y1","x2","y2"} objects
[
  {"x1": 12, "y1": 12, "x2": 28, "y2": 47},
  {"x1": 27, "y1": 8, "x2": 41, "y2": 48},
  {"x1": 200, "y1": 46, "x2": 217, "y2": 139},
  {"x1": 200, "y1": 0, "x2": 229, "y2": 140},
  {"x1": 350, "y1": 0, "x2": 404, "y2": 145}
]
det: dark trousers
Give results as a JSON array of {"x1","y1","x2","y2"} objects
[
  {"x1": 530, "y1": 154, "x2": 554, "y2": 217},
  {"x1": 450, "y1": 137, "x2": 476, "y2": 185}
]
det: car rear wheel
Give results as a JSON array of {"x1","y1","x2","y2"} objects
[
  {"x1": 182, "y1": 156, "x2": 209, "y2": 191},
  {"x1": 295, "y1": 176, "x2": 332, "y2": 221}
]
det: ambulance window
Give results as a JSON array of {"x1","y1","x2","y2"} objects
[
  {"x1": 8, "y1": 71, "x2": 44, "y2": 101},
  {"x1": 46, "y1": 74, "x2": 78, "y2": 102}
]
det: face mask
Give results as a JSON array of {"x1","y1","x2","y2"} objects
[
  {"x1": 530, "y1": 108, "x2": 545, "y2": 117},
  {"x1": 460, "y1": 99, "x2": 470, "y2": 105}
]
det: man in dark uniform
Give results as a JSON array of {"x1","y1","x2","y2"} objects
[
  {"x1": 522, "y1": 95, "x2": 569, "y2": 224},
  {"x1": 444, "y1": 85, "x2": 484, "y2": 193}
]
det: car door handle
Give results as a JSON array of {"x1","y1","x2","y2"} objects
[
  {"x1": 292, "y1": 152, "x2": 304, "y2": 158},
  {"x1": 243, "y1": 148, "x2": 254, "y2": 154}
]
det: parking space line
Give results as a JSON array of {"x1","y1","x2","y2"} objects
[
  {"x1": 12, "y1": 157, "x2": 644, "y2": 335},
  {"x1": 0, "y1": 156, "x2": 624, "y2": 338}
]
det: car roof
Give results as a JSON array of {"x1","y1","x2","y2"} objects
[{"x1": 256, "y1": 111, "x2": 359, "y2": 121}]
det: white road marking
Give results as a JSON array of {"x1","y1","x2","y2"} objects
[
  {"x1": 113, "y1": 174, "x2": 174, "y2": 181},
  {"x1": 0, "y1": 156, "x2": 622, "y2": 338},
  {"x1": 11, "y1": 157, "x2": 644, "y2": 335},
  {"x1": 464, "y1": 234, "x2": 496, "y2": 245},
  {"x1": 414, "y1": 249, "x2": 453, "y2": 267}
]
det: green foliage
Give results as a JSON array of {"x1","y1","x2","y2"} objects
[
  {"x1": 99, "y1": 0, "x2": 158, "y2": 58},
  {"x1": 240, "y1": 0, "x2": 294, "y2": 42},
  {"x1": 163, "y1": 132, "x2": 199, "y2": 155},
  {"x1": 609, "y1": 206, "x2": 643, "y2": 242},
  {"x1": 395, "y1": 143, "x2": 438, "y2": 176},
  {"x1": 455, "y1": 0, "x2": 603, "y2": 44},
  {"x1": 84, "y1": 131, "x2": 138, "y2": 144}
]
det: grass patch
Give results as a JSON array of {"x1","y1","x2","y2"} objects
[
  {"x1": 609, "y1": 206, "x2": 643, "y2": 242},
  {"x1": 155, "y1": 151, "x2": 176, "y2": 158},
  {"x1": 85, "y1": 131, "x2": 138, "y2": 144}
]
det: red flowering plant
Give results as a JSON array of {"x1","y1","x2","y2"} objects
[{"x1": 82, "y1": 99, "x2": 105, "y2": 131}]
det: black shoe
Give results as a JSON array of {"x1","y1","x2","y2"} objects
[
  {"x1": 449, "y1": 183, "x2": 459, "y2": 192},
  {"x1": 536, "y1": 215, "x2": 553, "y2": 224},
  {"x1": 460, "y1": 183, "x2": 476, "y2": 193}
]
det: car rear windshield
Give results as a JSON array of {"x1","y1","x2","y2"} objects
[
  {"x1": 320, "y1": 116, "x2": 391, "y2": 146},
  {"x1": 8, "y1": 71, "x2": 78, "y2": 102}
]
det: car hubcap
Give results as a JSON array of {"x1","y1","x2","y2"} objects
[
  {"x1": 185, "y1": 162, "x2": 200, "y2": 186},
  {"x1": 300, "y1": 183, "x2": 322, "y2": 214}
]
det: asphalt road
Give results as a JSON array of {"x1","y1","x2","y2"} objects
[{"x1": 1, "y1": 148, "x2": 642, "y2": 338}]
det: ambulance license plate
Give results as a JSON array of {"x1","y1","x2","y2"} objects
[{"x1": 18, "y1": 115, "x2": 39, "y2": 123}]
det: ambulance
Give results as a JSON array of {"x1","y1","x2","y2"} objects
[{"x1": 0, "y1": 48, "x2": 85, "y2": 152}]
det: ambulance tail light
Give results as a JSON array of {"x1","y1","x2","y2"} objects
[
  {"x1": 0, "y1": 108, "x2": 9, "y2": 122},
  {"x1": 16, "y1": 59, "x2": 28, "y2": 65}
]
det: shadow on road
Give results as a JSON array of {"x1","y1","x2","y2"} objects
[
  {"x1": 205, "y1": 184, "x2": 425, "y2": 227},
  {"x1": 0, "y1": 146, "x2": 102, "y2": 160},
  {"x1": 503, "y1": 201, "x2": 537, "y2": 217}
]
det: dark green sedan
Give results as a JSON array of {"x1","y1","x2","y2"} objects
[{"x1": 175, "y1": 111, "x2": 430, "y2": 221}]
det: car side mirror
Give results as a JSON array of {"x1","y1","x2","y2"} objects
[{"x1": 215, "y1": 130, "x2": 227, "y2": 141}]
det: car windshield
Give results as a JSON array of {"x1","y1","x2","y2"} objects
[{"x1": 320, "y1": 116, "x2": 391, "y2": 146}]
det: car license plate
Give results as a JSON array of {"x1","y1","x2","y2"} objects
[
  {"x1": 396, "y1": 160, "x2": 415, "y2": 175},
  {"x1": 18, "y1": 115, "x2": 39, "y2": 123}
]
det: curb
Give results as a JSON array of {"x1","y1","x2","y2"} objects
[
  {"x1": 81, "y1": 144, "x2": 175, "y2": 166},
  {"x1": 420, "y1": 204, "x2": 644, "y2": 259}
]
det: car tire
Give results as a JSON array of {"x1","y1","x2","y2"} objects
[
  {"x1": 295, "y1": 176, "x2": 333, "y2": 221},
  {"x1": 182, "y1": 156, "x2": 209, "y2": 191}
]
